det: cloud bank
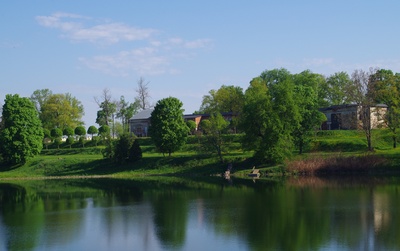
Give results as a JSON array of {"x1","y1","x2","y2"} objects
[{"x1": 36, "y1": 12, "x2": 212, "y2": 76}]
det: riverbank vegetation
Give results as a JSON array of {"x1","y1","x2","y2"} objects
[
  {"x1": 1, "y1": 129, "x2": 400, "y2": 179},
  {"x1": 2, "y1": 68, "x2": 400, "y2": 178}
]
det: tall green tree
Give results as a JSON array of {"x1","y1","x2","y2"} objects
[
  {"x1": 0, "y1": 94, "x2": 44, "y2": 164},
  {"x1": 293, "y1": 71, "x2": 327, "y2": 154},
  {"x1": 40, "y1": 93, "x2": 84, "y2": 130},
  {"x1": 240, "y1": 69, "x2": 300, "y2": 164},
  {"x1": 149, "y1": 97, "x2": 189, "y2": 156},
  {"x1": 371, "y1": 69, "x2": 400, "y2": 148}
]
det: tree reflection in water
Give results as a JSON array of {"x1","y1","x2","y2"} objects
[{"x1": 0, "y1": 177, "x2": 400, "y2": 251}]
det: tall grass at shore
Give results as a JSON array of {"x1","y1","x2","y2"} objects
[{"x1": 285, "y1": 154, "x2": 388, "y2": 176}]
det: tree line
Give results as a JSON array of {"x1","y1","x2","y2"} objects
[
  {"x1": 154, "y1": 68, "x2": 400, "y2": 164},
  {"x1": 1, "y1": 68, "x2": 400, "y2": 165}
]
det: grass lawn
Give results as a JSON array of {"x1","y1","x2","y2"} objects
[{"x1": 2, "y1": 130, "x2": 400, "y2": 179}]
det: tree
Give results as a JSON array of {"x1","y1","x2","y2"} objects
[
  {"x1": 98, "y1": 125, "x2": 110, "y2": 140},
  {"x1": 240, "y1": 69, "x2": 300, "y2": 164},
  {"x1": 149, "y1": 97, "x2": 189, "y2": 156},
  {"x1": 30, "y1": 89, "x2": 53, "y2": 114},
  {"x1": 51, "y1": 128, "x2": 63, "y2": 149},
  {"x1": 43, "y1": 128, "x2": 51, "y2": 150},
  {"x1": 199, "y1": 85, "x2": 244, "y2": 133},
  {"x1": 325, "y1": 72, "x2": 352, "y2": 105},
  {"x1": 63, "y1": 127, "x2": 74, "y2": 138},
  {"x1": 347, "y1": 68, "x2": 378, "y2": 151},
  {"x1": 371, "y1": 69, "x2": 400, "y2": 148},
  {"x1": 116, "y1": 95, "x2": 139, "y2": 132},
  {"x1": 135, "y1": 77, "x2": 151, "y2": 110},
  {"x1": 199, "y1": 112, "x2": 229, "y2": 163},
  {"x1": 0, "y1": 94, "x2": 44, "y2": 164},
  {"x1": 75, "y1": 126, "x2": 86, "y2": 147},
  {"x1": 66, "y1": 136, "x2": 75, "y2": 149},
  {"x1": 199, "y1": 85, "x2": 242, "y2": 113},
  {"x1": 40, "y1": 93, "x2": 84, "y2": 130},
  {"x1": 113, "y1": 133, "x2": 142, "y2": 163},
  {"x1": 292, "y1": 70, "x2": 327, "y2": 154},
  {"x1": 95, "y1": 88, "x2": 117, "y2": 137},
  {"x1": 87, "y1": 126, "x2": 98, "y2": 140}
]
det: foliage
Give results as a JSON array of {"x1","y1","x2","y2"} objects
[
  {"x1": 0, "y1": 94, "x2": 44, "y2": 164},
  {"x1": 325, "y1": 72, "x2": 352, "y2": 105},
  {"x1": 240, "y1": 69, "x2": 300, "y2": 164},
  {"x1": 101, "y1": 137, "x2": 115, "y2": 159},
  {"x1": 63, "y1": 127, "x2": 74, "y2": 137},
  {"x1": 371, "y1": 69, "x2": 400, "y2": 148},
  {"x1": 292, "y1": 70, "x2": 327, "y2": 154},
  {"x1": 98, "y1": 125, "x2": 110, "y2": 141},
  {"x1": 116, "y1": 95, "x2": 139, "y2": 131},
  {"x1": 198, "y1": 112, "x2": 230, "y2": 162},
  {"x1": 149, "y1": 97, "x2": 189, "y2": 156},
  {"x1": 87, "y1": 125, "x2": 98, "y2": 139},
  {"x1": 39, "y1": 93, "x2": 84, "y2": 130},
  {"x1": 30, "y1": 89, "x2": 52, "y2": 114},
  {"x1": 75, "y1": 126, "x2": 86, "y2": 147},
  {"x1": 50, "y1": 128, "x2": 63, "y2": 149},
  {"x1": 113, "y1": 133, "x2": 142, "y2": 163},
  {"x1": 74, "y1": 126, "x2": 86, "y2": 137},
  {"x1": 186, "y1": 120, "x2": 197, "y2": 135},
  {"x1": 199, "y1": 85, "x2": 244, "y2": 114},
  {"x1": 66, "y1": 136, "x2": 75, "y2": 148},
  {"x1": 348, "y1": 68, "x2": 378, "y2": 151},
  {"x1": 95, "y1": 88, "x2": 116, "y2": 127},
  {"x1": 50, "y1": 128, "x2": 63, "y2": 139}
]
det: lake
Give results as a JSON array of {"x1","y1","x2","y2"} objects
[{"x1": 1, "y1": 176, "x2": 400, "y2": 251}]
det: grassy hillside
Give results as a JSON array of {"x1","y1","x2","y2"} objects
[{"x1": 1, "y1": 130, "x2": 400, "y2": 179}]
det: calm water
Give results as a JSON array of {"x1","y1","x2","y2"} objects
[{"x1": 1, "y1": 176, "x2": 400, "y2": 251}]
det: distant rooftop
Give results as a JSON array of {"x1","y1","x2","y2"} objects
[{"x1": 129, "y1": 109, "x2": 154, "y2": 120}]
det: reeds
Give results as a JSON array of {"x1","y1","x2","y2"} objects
[{"x1": 285, "y1": 154, "x2": 387, "y2": 176}]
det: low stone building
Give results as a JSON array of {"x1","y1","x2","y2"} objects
[
  {"x1": 319, "y1": 104, "x2": 387, "y2": 130},
  {"x1": 128, "y1": 110, "x2": 236, "y2": 136},
  {"x1": 128, "y1": 109, "x2": 153, "y2": 137}
]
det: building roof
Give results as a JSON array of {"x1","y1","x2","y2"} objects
[
  {"x1": 129, "y1": 109, "x2": 153, "y2": 121},
  {"x1": 319, "y1": 104, "x2": 388, "y2": 112}
]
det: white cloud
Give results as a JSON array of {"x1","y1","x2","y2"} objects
[
  {"x1": 184, "y1": 39, "x2": 213, "y2": 49},
  {"x1": 37, "y1": 12, "x2": 213, "y2": 76},
  {"x1": 36, "y1": 12, "x2": 155, "y2": 45},
  {"x1": 79, "y1": 47, "x2": 170, "y2": 76}
]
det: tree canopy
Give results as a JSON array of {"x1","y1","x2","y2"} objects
[
  {"x1": 0, "y1": 94, "x2": 44, "y2": 164},
  {"x1": 39, "y1": 93, "x2": 84, "y2": 130},
  {"x1": 149, "y1": 97, "x2": 189, "y2": 156}
]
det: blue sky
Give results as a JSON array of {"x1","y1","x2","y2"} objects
[{"x1": 2, "y1": 1, "x2": 400, "y2": 126}]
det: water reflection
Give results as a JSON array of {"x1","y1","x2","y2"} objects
[{"x1": 1, "y1": 177, "x2": 400, "y2": 250}]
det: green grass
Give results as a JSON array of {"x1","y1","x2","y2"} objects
[{"x1": 2, "y1": 130, "x2": 400, "y2": 179}]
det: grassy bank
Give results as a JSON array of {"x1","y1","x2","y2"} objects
[{"x1": 1, "y1": 130, "x2": 400, "y2": 179}]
